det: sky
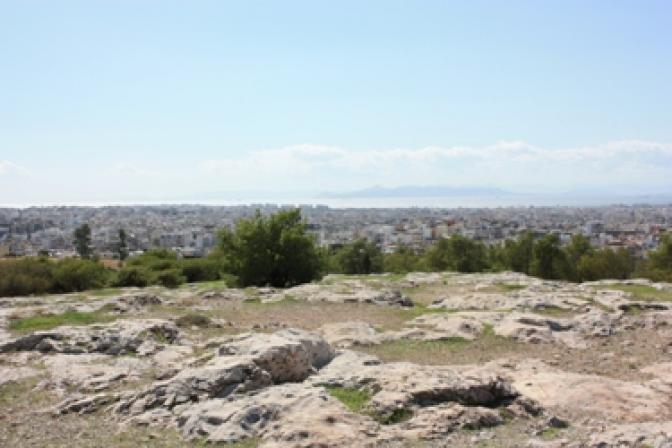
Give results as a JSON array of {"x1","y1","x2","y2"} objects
[{"x1": 1, "y1": 0, "x2": 671, "y2": 205}]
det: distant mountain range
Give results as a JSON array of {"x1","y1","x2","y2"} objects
[
  {"x1": 317, "y1": 185, "x2": 672, "y2": 206},
  {"x1": 319, "y1": 185, "x2": 511, "y2": 199}
]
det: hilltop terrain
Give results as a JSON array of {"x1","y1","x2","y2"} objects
[{"x1": 1, "y1": 272, "x2": 672, "y2": 447}]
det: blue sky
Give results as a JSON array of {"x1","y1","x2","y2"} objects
[{"x1": 1, "y1": 0, "x2": 671, "y2": 205}]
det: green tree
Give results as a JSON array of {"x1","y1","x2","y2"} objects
[
  {"x1": 577, "y1": 247, "x2": 633, "y2": 281},
  {"x1": 215, "y1": 209, "x2": 323, "y2": 287},
  {"x1": 563, "y1": 234, "x2": 594, "y2": 281},
  {"x1": 530, "y1": 234, "x2": 570, "y2": 280},
  {"x1": 383, "y1": 245, "x2": 423, "y2": 273},
  {"x1": 73, "y1": 224, "x2": 93, "y2": 259},
  {"x1": 424, "y1": 234, "x2": 489, "y2": 273},
  {"x1": 118, "y1": 229, "x2": 129, "y2": 261},
  {"x1": 501, "y1": 232, "x2": 535, "y2": 274},
  {"x1": 636, "y1": 234, "x2": 672, "y2": 282},
  {"x1": 334, "y1": 239, "x2": 384, "y2": 274}
]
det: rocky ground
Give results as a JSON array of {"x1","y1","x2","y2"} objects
[{"x1": 1, "y1": 272, "x2": 672, "y2": 447}]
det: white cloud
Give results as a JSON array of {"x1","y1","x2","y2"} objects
[
  {"x1": 198, "y1": 140, "x2": 672, "y2": 192},
  {"x1": 0, "y1": 161, "x2": 31, "y2": 177},
  {"x1": 108, "y1": 164, "x2": 160, "y2": 177}
]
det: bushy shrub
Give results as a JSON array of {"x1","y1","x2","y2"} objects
[
  {"x1": 383, "y1": 246, "x2": 424, "y2": 274},
  {"x1": 0, "y1": 258, "x2": 55, "y2": 297},
  {"x1": 52, "y1": 258, "x2": 110, "y2": 292},
  {"x1": 635, "y1": 235, "x2": 672, "y2": 282},
  {"x1": 180, "y1": 258, "x2": 222, "y2": 283},
  {"x1": 117, "y1": 248, "x2": 186, "y2": 288},
  {"x1": 577, "y1": 247, "x2": 632, "y2": 281},
  {"x1": 423, "y1": 235, "x2": 489, "y2": 273},
  {"x1": 0, "y1": 257, "x2": 112, "y2": 297},
  {"x1": 332, "y1": 239, "x2": 384, "y2": 275},
  {"x1": 155, "y1": 268, "x2": 186, "y2": 288},
  {"x1": 114, "y1": 266, "x2": 153, "y2": 287}
]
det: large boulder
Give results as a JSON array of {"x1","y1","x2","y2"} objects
[
  {"x1": 115, "y1": 329, "x2": 336, "y2": 417},
  {"x1": 178, "y1": 383, "x2": 383, "y2": 446}
]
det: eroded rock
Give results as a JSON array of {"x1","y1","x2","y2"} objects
[{"x1": 0, "y1": 319, "x2": 179, "y2": 355}]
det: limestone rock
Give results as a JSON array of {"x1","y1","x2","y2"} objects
[
  {"x1": 54, "y1": 393, "x2": 117, "y2": 415},
  {"x1": 319, "y1": 321, "x2": 383, "y2": 348},
  {"x1": 41, "y1": 353, "x2": 150, "y2": 393},
  {"x1": 217, "y1": 329, "x2": 336, "y2": 383},
  {"x1": 589, "y1": 421, "x2": 672, "y2": 447},
  {"x1": 179, "y1": 383, "x2": 382, "y2": 446},
  {"x1": 115, "y1": 329, "x2": 335, "y2": 417},
  {"x1": 112, "y1": 293, "x2": 163, "y2": 312},
  {"x1": 475, "y1": 359, "x2": 672, "y2": 422},
  {"x1": 0, "y1": 319, "x2": 179, "y2": 355},
  {"x1": 285, "y1": 281, "x2": 412, "y2": 307}
]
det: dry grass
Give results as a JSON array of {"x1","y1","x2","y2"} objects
[
  {"x1": 142, "y1": 299, "x2": 428, "y2": 333},
  {"x1": 402, "y1": 283, "x2": 472, "y2": 306},
  {"x1": 596, "y1": 284, "x2": 672, "y2": 302},
  {"x1": 360, "y1": 324, "x2": 523, "y2": 365}
]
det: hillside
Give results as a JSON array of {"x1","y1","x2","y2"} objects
[{"x1": 1, "y1": 272, "x2": 672, "y2": 447}]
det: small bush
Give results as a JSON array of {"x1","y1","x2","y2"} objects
[
  {"x1": 52, "y1": 258, "x2": 110, "y2": 292},
  {"x1": 0, "y1": 258, "x2": 55, "y2": 297},
  {"x1": 114, "y1": 266, "x2": 153, "y2": 287},
  {"x1": 117, "y1": 249, "x2": 187, "y2": 288},
  {"x1": 155, "y1": 268, "x2": 186, "y2": 288},
  {"x1": 180, "y1": 258, "x2": 222, "y2": 283},
  {"x1": 0, "y1": 257, "x2": 112, "y2": 298}
]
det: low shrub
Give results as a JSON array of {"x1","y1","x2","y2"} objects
[{"x1": 180, "y1": 258, "x2": 222, "y2": 283}]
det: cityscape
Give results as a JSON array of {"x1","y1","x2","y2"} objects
[{"x1": 1, "y1": 203, "x2": 670, "y2": 260}]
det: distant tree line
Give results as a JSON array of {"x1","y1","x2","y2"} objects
[
  {"x1": 1, "y1": 209, "x2": 671, "y2": 298},
  {"x1": 332, "y1": 232, "x2": 670, "y2": 284}
]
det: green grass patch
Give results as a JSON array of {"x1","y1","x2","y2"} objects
[
  {"x1": 8, "y1": 310, "x2": 116, "y2": 332},
  {"x1": 527, "y1": 305, "x2": 577, "y2": 317},
  {"x1": 362, "y1": 321, "x2": 519, "y2": 365},
  {"x1": 398, "y1": 304, "x2": 456, "y2": 319},
  {"x1": 597, "y1": 284, "x2": 672, "y2": 302},
  {"x1": 539, "y1": 427, "x2": 561, "y2": 440},
  {"x1": 326, "y1": 386, "x2": 414, "y2": 425},
  {"x1": 325, "y1": 386, "x2": 372, "y2": 412},
  {"x1": 364, "y1": 337, "x2": 472, "y2": 360},
  {"x1": 481, "y1": 323, "x2": 496, "y2": 337}
]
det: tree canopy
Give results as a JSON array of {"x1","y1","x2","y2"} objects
[{"x1": 215, "y1": 209, "x2": 323, "y2": 287}]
